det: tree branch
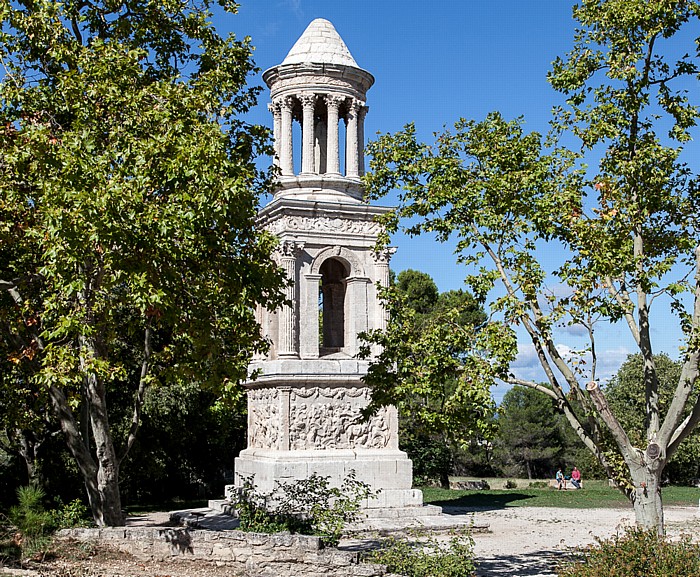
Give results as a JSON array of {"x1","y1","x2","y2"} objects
[
  {"x1": 660, "y1": 245, "x2": 700, "y2": 448},
  {"x1": 586, "y1": 381, "x2": 638, "y2": 462},
  {"x1": 119, "y1": 324, "x2": 152, "y2": 464}
]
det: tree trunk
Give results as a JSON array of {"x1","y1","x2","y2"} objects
[
  {"x1": 15, "y1": 429, "x2": 41, "y2": 485},
  {"x1": 629, "y1": 464, "x2": 664, "y2": 534},
  {"x1": 48, "y1": 385, "x2": 106, "y2": 525},
  {"x1": 85, "y1": 372, "x2": 124, "y2": 527}
]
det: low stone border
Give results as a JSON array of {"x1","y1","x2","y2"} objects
[
  {"x1": 58, "y1": 527, "x2": 400, "y2": 577},
  {"x1": 449, "y1": 480, "x2": 490, "y2": 490}
]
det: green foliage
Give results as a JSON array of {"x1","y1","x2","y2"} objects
[
  {"x1": 493, "y1": 386, "x2": 584, "y2": 479},
  {"x1": 50, "y1": 498, "x2": 92, "y2": 530},
  {"x1": 395, "y1": 269, "x2": 439, "y2": 315},
  {"x1": 367, "y1": 531, "x2": 476, "y2": 577},
  {"x1": 558, "y1": 527, "x2": 700, "y2": 577},
  {"x1": 363, "y1": 0, "x2": 700, "y2": 531},
  {"x1": 606, "y1": 354, "x2": 700, "y2": 484},
  {"x1": 400, "y1": 430, "x2": 453, "y2": 487},
  {"x1": 503, "y1": 479, "x2": 518, "y2": 489},
  {"x1": 0, "y1": 0, "x2": 286, "y2": 524},
  {"x1": 360, "y1": 273, "x2": 494, "y2": 453},
  {"x1": 8, "y1": 485, "x2": 54, "y2": 559},
  {"x1": 230, "y1": 472, "x2": 376, "y2": 547}
]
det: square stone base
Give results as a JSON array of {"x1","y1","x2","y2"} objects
[{"x1": 232, "y1": 448, "x2": 423, "y2": 509}]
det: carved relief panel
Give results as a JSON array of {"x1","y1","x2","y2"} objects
[{"x1": 288, "y1": 386, "x2": 393, "y2": 450}]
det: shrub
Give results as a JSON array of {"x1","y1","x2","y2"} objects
[
  {"x1": 557, "y1": 526, "x2": 700, "y2": 577},
  {"x1": 529, "y1": 481, "x2": 548, "y2": 488},
  {"x1": 367, "y1": 531, "x2": 476, "y2": 577},
  {"x1": 229, "y1": 471, "x2": 376, "y2": 546},
  {"x1": 503, "y1": 479, "x2": 518, "y2": 489},
  {"x1": 8, "y1": 485, "x2": 55, "y2": 560},
  {"x1": 50, "y1": 498, "x2": 93, "y2": 530}
]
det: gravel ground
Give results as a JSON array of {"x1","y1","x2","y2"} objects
[
  {"x1": 2, "y1": 505, "x2": 699, "y2": 577},
  {"x1": 467, "y1": 505, "x2": 700, "y2": 577}
]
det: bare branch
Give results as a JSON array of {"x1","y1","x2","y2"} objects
[
  {"x1": 119, "y1": 324, "x2": 152, "y2": 464},
  {"x1": 507, "y1": 378, "x2": 558, "y2": 400},
  {"x1": 605, "y1": 276, "x2": 641, "y2": 346},
  {"x1": 586, "y1": 381, "x2": 637, "y2": 461}
]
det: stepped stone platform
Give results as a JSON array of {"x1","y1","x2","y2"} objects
[{"x1": 203, "y1": 500, "x2": 488, "y2": 533}]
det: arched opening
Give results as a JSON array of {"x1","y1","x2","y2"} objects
[{"x1": 319, "y1": 258, "x2": 348, "y2": 354}]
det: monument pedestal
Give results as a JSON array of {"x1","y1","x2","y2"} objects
[
  {"x1": 234, "y1": 360, "x2": 422, "y2": 509},
  {"x1": 233, "y1": 449, "x2": 422, "y2": 509}
]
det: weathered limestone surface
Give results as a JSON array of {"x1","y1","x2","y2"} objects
[
  {"x1": 58, "y1": 527, "x2": 400, "y2": 577},
  {"x1": 234, "y1": 18, "x2": 424, "y2": 513}
]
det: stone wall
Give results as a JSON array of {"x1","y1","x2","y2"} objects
[{"x1": 58, "y1": 527, "x2": 401, "y2": 577}]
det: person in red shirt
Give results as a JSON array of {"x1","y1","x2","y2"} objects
[{"x1": 571, "y1": 466, "x2": 582, "y2": 489}]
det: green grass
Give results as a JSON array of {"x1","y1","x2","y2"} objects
[{"x1": 422, "y1": 480, "x2": 700, "y2": 509}]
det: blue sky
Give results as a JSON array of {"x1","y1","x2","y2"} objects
[{"x1": 218, "y1": 1, "x2": 699, "y2": 401}]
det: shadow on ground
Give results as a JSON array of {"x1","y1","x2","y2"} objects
[
  {"x1": 476, "y1": 550, "x2": 576, "y2": 577},
  {"x1": 433, "y1": 492, "x2": 535, "y2": 513}
]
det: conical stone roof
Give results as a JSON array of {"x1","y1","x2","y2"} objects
[{"x1": 281, "y1": 18, "x2": 359, "y2": 67}]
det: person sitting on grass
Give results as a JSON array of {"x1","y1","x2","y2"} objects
[{"x1": 571, "y1": 466, "x2": 582, "y2": 489}]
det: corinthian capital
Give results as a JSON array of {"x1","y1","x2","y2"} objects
[
  {"x1": 277, "y1": 96, "x2": 295, "y2": 112},
  {"x1": 299, "y1": 93, "x2": 317, "y2": 109},
  {"x1": 324, "y1": 94, "x2": 346, "y2": 110},
  {"x1": 279, "y1": 240, "x2": 306, "y2": 259},
  {"x1": 372, "y1": 247, "x2": 397, "y2": 264}
]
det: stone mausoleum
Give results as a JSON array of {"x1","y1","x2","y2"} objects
[{"x1": 232, "y1": 19, "x2": 425, "y2": 513}]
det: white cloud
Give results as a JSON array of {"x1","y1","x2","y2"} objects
[
  {"x1": 508, "y1": 341, "x2": 631, "y2": 387},
  {"x1": 282, "y1": 0, "x2": 303, "y2": 18}
]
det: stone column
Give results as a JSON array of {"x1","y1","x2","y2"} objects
[
  {"x1": 279, "y1": 97, "x2": 294, "y2": 176},
  {"x1": 268, "y1": 102, "x2": 281, "y2": 167},
  {"x1": 300, "y1": 93, "x2": 316, "y2": 174},
  {"x1": 372, "y1": 247, "x2": 396, "y2": 331},
  {"x1": 325, "y1": 95, "x2": 344, "y2": 175},
  {"x1": 301, "y1": 273, "x2": 322, "y2": 358},
  {"x1": 278, "y1": 240, "x2": 305, "y2": 358},
  {"x1": 344, "y1": 277, "x2": 370, "y2": 356},
  {"x1": 345, "y1": 99, "x2": 360, "y2": 178},
  {"x1": 358, "y1": 104, "x2": 368, "y2": 175}
]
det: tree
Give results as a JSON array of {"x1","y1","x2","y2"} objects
[
  {"x1": 494, "y1": 386, "x2": 579, "y2": 479},
  {"x1": 0, "y1": 0, "x2": 286, "y2": 526},
  {"x1": 395, "y1": 269, "x2": 439, "y2": 315},
  {"x1": 606, "y1": 354, "x2": 700, "y2": 484},
  {"x1": 360, "y1": 269, "x2": 494, "y2": 486},
  {"x1": 379, "y1": 270, "x2": 488, "y2": 487},
  {"x1": 363, "y1": 1, "x2": 699, "y2": 532}
]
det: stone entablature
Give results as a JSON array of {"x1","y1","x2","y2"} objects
[{"x1": 260, "y1": 200, "x2": 387, "y2": 240}]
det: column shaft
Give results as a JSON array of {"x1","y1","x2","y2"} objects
[
  {"x1": 373, "y1": 248, "x2": 396, "y2": 331},
  {"x1": 325, "y1": 95, "x2": 343, "y2": 175},
  {"x1": 346, "y1": 100, "x2": 359, "y2": 178},
  {"x1": 278, "y1": 241, "x2": 304, "y2": 358},
  {"x1": 358, "y1": 105, "x2": 368, "y2": 176},
  {"x1": 300, "y1": 94, "x2": 316, "y2": 174},
  {"x1": 270, "y1": 102, "x2": 281, "y2": 167},
  {"x1": 280, "y1": 98, "x2": 294, "y2": 176}
]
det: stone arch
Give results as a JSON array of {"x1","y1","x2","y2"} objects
[{"x1": 310, "y1": 245, "x2": 364, "y2": 277}]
